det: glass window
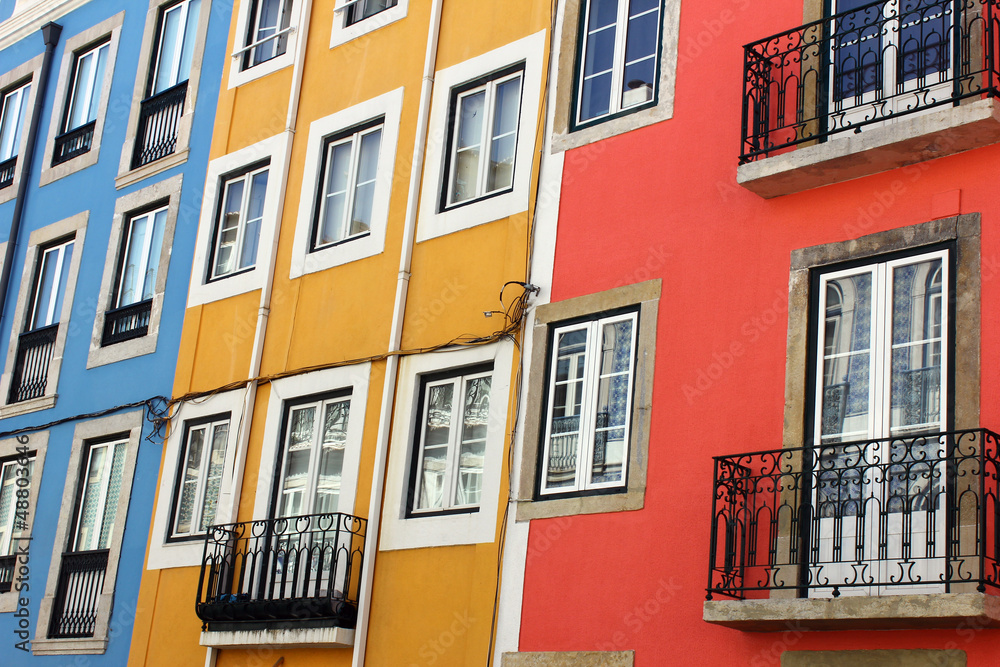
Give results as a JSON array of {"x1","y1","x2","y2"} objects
[
  {"x1": 29, "y1": 239, "x2": 74, "y2": 331},
  {"x1": 275, "y1": 394, "x2": 351, "y2": 518},
  {"x1": 0, "y1": 81, "x2": 30, "y2": 163},
  {"x1": 64, "y1": 41, "x2": 110, "y2": 133},
  {"x1": 313, "y1": 122, "x2": 383, "y2": 250},
  {"x1": 71, "y1": 438, "x2": 127, "y2": 552},
  {"x1": 244, "y1": 0, "x2": 293, "y2": 69},
  {"x1": 343, "y1": 0, "x2": 398, "y2": 26},
  {"x1": 171, "y1": 417, "x2": 229, "y2": 538},
  {"x1": 0, "y1": 455, "x2": 33, "y2": 557},
  {"x1": 446, "y1": 69, "x2": 523, "y2": 208},
  {"x1": 151, "y1": 0, "x2": 202, "y2": 95},
  {"x1": 116, "y1": 205, "x2": 167, "y2": 308},
  {"x1": 211, "y1": 165, "x2": 268, "y2": 279},
  {"x1": 576, "y1": 0, "x2": 661, "y2": 126},
  {"x1": 539, "y1": 311, "x2": 637, "y2": 495},
  {"x1": 412, "y1": 369, "x2": 492, "y2": 513}
]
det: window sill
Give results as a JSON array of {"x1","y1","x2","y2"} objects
[
  {"x1": 515, "y1": 488, "x2": 643, "y2": 522},
  {"x1": 32, "y1": 637, "x2": 107, "y2": 655},
  {"x1": 0, "y1": 394, "x2": 56, "y2": 419},
  {"x1": 703, "y1": 592, "x2": 1000, "y2": 631},
  {"x1": 502, "y1": 651, "x2": 634, "y2": 667},
  {"x1": 114, "y1": 148, "x2": 188, "y2": 190},
  {"x1": 737, "y1": 98, "x2": 1000, "y2": 199},
  {"x1": 200, "y1": 625, "x2": 354, "y2": 649}
]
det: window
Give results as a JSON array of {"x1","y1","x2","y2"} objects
[
  {"x1": 243, "y1": 0, "x2": 293, "y2": 70},
  {"x1": 539, "y1": 311, "x2": 637, "y2": 495},
  {"x1": 52, "y1": 40, "x2": 109, "y2": 165},
  {"x1": 210, "y1": 164, "x2": 268, "y2": 280},
  {"x1": 170, "y1": 416, "x2": 229, "y2": 539},
  {"x1": 411, "y1": 367, "x2": 492, "y2": 514},
  {"x1": 150, "y1": 0, "x2": 201, "y2": 95},
  {"x1": 575, "y1": 0, "x2": 661, "y2": 126},
  {"x1": 444, "y1": 68, "x2": 523, "y2": 209},
  {"x1": 274, "y1": 393, "x2": 351, "y2": 518},
  {"x1": 70, "y1": 438, "x2": 127, "y2": 554},
  {"x1": 0, "y1": 81, "x2": 30, "y2": 183},
  {"x1": 27, "y1": 239, "x2": 74, "y2": 332},
  {"x1": 0, "y1": 432, "x2": 46, "y2": 612},
  {"x1": 341, "y1": 0, "x2": 397, "y2": 26},
  {"x1": 329, "y1": 0, "x2": 407, "y2": 47},
  {"x1": 312, "y1": 121, "x2": 382, "y2": 251},
  {"x1": 0, "y1": 454, "x2": 34, "y2": 558}
]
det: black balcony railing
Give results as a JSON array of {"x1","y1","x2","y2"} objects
[
  {"x1": 101, "y1": 299, "x2": 152, "y2": 347},
  {"x1": 131, "y1": 81, "x2": 187, "y2": 170},
  {"x1": 48, "y1": 549, "x2": 108, "y2": 638},
  {"x1": 8, "y1": 324, "x2": 58, "y2": 404},
  {"x1": 0, "y1": 156, "x2": 16, "y2": 189},
  {"x1": 740, "y1": 0, "x2": 1000, "y2": 163},
  {"x1": 0, "y1": 554, "x2": 14, "y2": 594},
  {"x1": 52, "y1": 121, "x2": 96, "y2": 166},
  {"x1": 707, "y1": 428, "x2": 1000, "y2": 599},
  {"x1": 196, "y1": 512, "x2": 366, "y2": 630}
]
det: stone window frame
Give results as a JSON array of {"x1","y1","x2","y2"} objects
[
  {"x1": 86, "y1": 174, "x2": 183, "y2": 368},
  {"x1": 502, "y1": 652, "x2": 634, "y2": 667},
  {"x1": 381, "y1": 341, "x2": 514, "y2": 551},
  {"x1": 114, "y1": 0, "x2": 215, "y2": 189},
  {"x1": 0, "y1": 212, "x2": 87, "y2": 419},
  {"x1": 550, "y1": 0, "x2": 681, "y2": 154},
  {"x1": 227, "y1": 0, "x2": 303, "y2": 89},
  {"x1": 32, "y1": 410, "x2": 143, "y2": 655},
  {"x1": 0, "y1": 431, "x2": 48, "y2": 614},
  {"x1": 38, "y1": 12, "x2": 124, "y2": 187},
  {"x1": 329, "y1": 0, "x2": 408, "y2": 49},
  {"x1": 0, "y1": 54, "x2": 42, "y2": 206},
  {"x1": 516, "y1": 279, "x2": 659, "y2": 521}
]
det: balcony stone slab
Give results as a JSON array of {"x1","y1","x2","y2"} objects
[
  {"x1": 704, "y1": 592, "x2": 1000, "y2": 631},
  {"x1": 200, "y1": 625, "x2": 355, "y2": 649},
  {"x1": 738, "y1": 98, "x2": 1000, "y2": 199}
]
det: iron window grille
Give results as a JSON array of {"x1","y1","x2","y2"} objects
[{"x1": 47, "y1": 549, "x2": 109, "y2": 638}]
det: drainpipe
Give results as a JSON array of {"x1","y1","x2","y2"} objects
[
  {"x1": 204, "y1": 0, "x2": 313, "y2": 664},
  {"x1": 352, "y1": 0, "x2": 445, "y2": 664},
  {"x1": 0, "y1": 22, "x2": 61, "y2": 327}
]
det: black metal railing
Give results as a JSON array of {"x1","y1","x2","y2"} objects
[
  {"x1": 0, "y1": 156, "x2": 17, "y2": 189},
  {"x1": 131, "y1": 81, "x2": 187, "y2": 170},
  {"x1": 740, "y1": 0, "x2": 1000, "y2": 163},
  {"x1": 0, "y1": 554, "x2": 15, "y2": 594},
  {"x1": 48, "y1": 549, "x2": 109, "y2": 638},
  {"x1": 52, "y1": 121, "x2": 96, "y2": 166},
  {"x1": 196, "y1": 512, "x2": 366, "y2": 630},
  {"x1": 101, "y1": 300, "x2": 152, "y2": 347},
  {"x1": 707, "y1": 428, "x2": 1000, "y2": 599},
  {"x1": 8, "y1": 324, "x2": 58, "y2": 404}
]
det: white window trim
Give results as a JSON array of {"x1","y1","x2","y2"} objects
[
  {"x1": 32, "y1": 410, "x2": 143, "y2": 656},
  {"x1": 227, "y1": 0, "x2": 303, "y2": 89},
  {"x1": 550, "y1": 0, "x2": 681, "y2": 153},
  {"x1": 148, "y1": 389, "x2": 244, "y2": 570},
  {"x1": 115, "y1": 0, "x2": 215, "y2": 188},
  {"x1": 252, "y1": 364, "x2": 371, "y2": 522},
  {"x1": 0, "y1": 55, "x2": 42, "y2": 206},
  {"x1": 38, "y1": 12, "x2": 124, "y2": 187},
  {"x1": 290, "y1": 88, "x2": 402, "y2": 279},
  {"x1": 0, "y1": 212, "x2": 87, "y2": 419},
  {"x1": 170, "y1": 417, "x2": 230, "y2": 538},
  {"x1": 210, "y1": 163, "x2": 269, "y2": 280},
  {"x1": 417, "y1": 29, "x2": 545, "y2": 243},
  {"x1": 188, "y1": 133, "x2": 288, "y2": 306},
  {"x1": 329, "y1": 0, "x2": 408, "y2": 49},
  {"x1": 0, "y1": 431, "x2": 47, "y2": 614},
  {"x1": 87, "y1": 174, "x2": 182, "y2": 368},
  {"x1": 381, "y1": 342, "x2": 513, "y2": 551}
]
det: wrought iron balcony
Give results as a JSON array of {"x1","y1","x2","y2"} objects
[
  {"x1": 740, "y1": 0, "x2": 1000, "y2": 163},
  {"x1": 0, "y1": 156, "x2": 16, "y2": 189},
  {"x1": 101, "y1": 299, "x2": 152, "y2": 346},
  {"x1": 48, "y1": 549, "x2": 108, "y2": 638},
  {"x1": 8, "y1": 324, "x2": 58, "y2": 404},
  {"x1": 52, "y1": 121, "x2": 95, "y2": 166},
  {"x1": 196, "y1": 512, "x2": 366, "y2": 630},
  {"x1": 0, "y1": 554, "x2": 14, "y2": 594},
  {"x1": 131, "y1": 81, "x2": 187, "y2": 170},
  {"x1": 707, "y1": 428, "x2": 1000, "y2": 600}
]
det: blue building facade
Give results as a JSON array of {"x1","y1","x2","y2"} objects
[{"x1": 0, "y1": 0, "x2": 229, "y2": 662}]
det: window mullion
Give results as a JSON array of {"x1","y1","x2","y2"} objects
[
  {"x1": 610, "y1": 0, "x2": 631, "y2": 115},
  {"x1": 478, "y1": 83, "x2": 497, "y2": 199},
  {"x1": 234, "y1": 173, "x2": 252, "y2": 270},
  {"x1": 873, "y1": 263, "x2": 889, "y2": 440},
  {"x1": 578, "y1": 321, "x2": 601, "y2": 491},
  {"x1": 443, "y1": 377, "x2": 463, "y2": 508},
  {"x1": 45, "y1": 245, "x2": 66, "y2": 326}
]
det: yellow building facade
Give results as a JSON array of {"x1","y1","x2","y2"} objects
[{"x1": 127, "y1": 0, "x2": 551, "y2": 665}]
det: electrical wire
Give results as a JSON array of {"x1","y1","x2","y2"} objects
[{"x1": 0, "y1": 396, "x2": 170, "y2": 444}]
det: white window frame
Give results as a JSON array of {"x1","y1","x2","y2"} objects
[
  {"x1": 381, "y1": 343, "x2": 513, "y2": 551},
  {"x1": 148, "y1": 389, "x2": 243, "y2": 570},
  {"x1": 70, "y1": 437, "x2": 128, "y2": 553},
  {"x1": 329, "y1": 0, "x2": 407, "y2": 48},
  {"x1": 116, "y1": 0, "x2": 214, "y2": 187},
  {"x1": 170, "y1": 415, "x2": 231, "y2": 539},
  {"x1": 0, "y1": 55, "x2": 42, "y2": 206},
  {"x1": 551, "y1": 0, "x2": 680, "y2": 153},
  {"x1": 188, "y1": 133, "x2": 288, "y2": 306},
  {"x1": 39, "y1": 13, "x2": 124, "y2": 186},
  {"x1": 0, "y1": 432, "x2": 46, "y2": 614},
  {"x1": 538, "y1": 311, "x2": 638, "y2": 496},
  {"x1": 444, "y1": 69, "x2": 524, "y2": 209},
  {"x1": 114, "y1": 205, "x2": 168, "y2": 309},
  {"x1": 0, "y1": 212, "x2": 87, "y2": 419},
  {"x1": 411, "y1": 367, "x2": 492, "y2": 514},
  {"x1": 312, "y1": 125, "x2": 382, "y2": 251},
  {"x1": 27, "y1": 238, "x2": 74, "y2": 331},
  {"x1": 228, "y1": 0, "x2": 301, "y2": 88},
  {"x1": 291, "y1": 89, "x2": 401, "y2": 278},
  {"x1": 417, "y1": 30, "x2": 545, "y2": 242},
  {"x1": 210, "y1": 163, "x2": 269, "y2": 280},
  {"x1": 62, "y1": 40, "x2": 110, "y2": 135}
]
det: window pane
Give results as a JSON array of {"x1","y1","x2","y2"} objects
[
  {"x1": 451, "y1": 91, "x2": 485, "y2": 203},
  {"x1": 239, "y1": 170, "x2": 268, "y2": 270},
  {"x1": 546, "y1": 329, "x2": 588, "y2": 489},
  {"x1": 590, "y1": 319, "x2": 633, "y2": 485},
  {"x1": 154, "y1": 4, "x2": 183, "y2": 93},
  {"x1": 0, "y1": 462, "x2": 16, "y2": 554},
  {"x1": 67, "y1": 51, "x2": 95, "y2": 130},
  {"x1": 74, "y1": 444, "x2": 108, "y2": 552},
  {"x1": 31, "y1": 247, "x2": 60, "y2": 330},
  {"x1": 0, "y1": 84, "x2": 29, "y2": 161},
  {"x1": 455, "y1": 376, "x2": 490, "y2": 506},
  {"x1": 487, "y1": 77, "x2": 521, "y2": 193},
  {"x1": 97, "y1": 442, "x2": 126, "y2": 550},
  {"x1": 349, "y1": 129, "x2": 382, "y2": 236},
  {"x1": 315, "y1": 401, "x2": 348, "y2": 515},
  {"x1": 199, "y1": 422, "x2": 228, "y2": 531},
  {"x1": 820, "y1": 272, "x2": 873, "y2": 443},
  {"x1": 579, "y1": 72, "x2": 613, "y2": 122},
  {"x1": 178, "y1": 0, "x2": 202, "y2": 85},
  {"x1": 318, "y1": 141, "x2": 352, "y2": 245},
  {"x1": 589, "y1": 0, "x2": 620, "y2": 30},
  {"x1": 418, "y1": 383, "x2": 453, "y2": 510},
  {"x1": 252, "y1": 0, "x2": 290, "y2": 65},
  {"x1": 175, "y1": 426, "x2": 205, "y2": 535},
  {"x1": 279, "y1": 406, "x2": 316, "y2": 517},
  {"x1": 143, "y1": 208, "x2": 167, "y2": 301},
  {"x1": 215, "y1": 179, "x2": 244, "y2": 276},
  {"x1": 119, "y1": 214, "x2": 149, "y2": 306}
]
